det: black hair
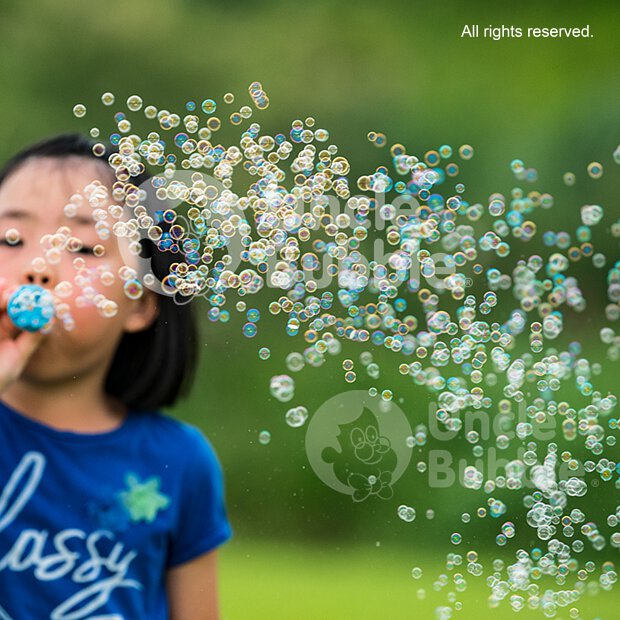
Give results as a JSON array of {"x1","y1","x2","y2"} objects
[{"x1": 0, "y1": 133, "x2": 199, "y2": 411}]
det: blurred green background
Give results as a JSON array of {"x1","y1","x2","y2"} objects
[{"x1": 0, "y1": 0, "x2": 619, "y2": 617}]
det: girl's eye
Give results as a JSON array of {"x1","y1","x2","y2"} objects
[
  {"x1": 0, "y1": 239, "x2": 99, "y2": 255},
  {"x1": 0, "y1": 238, "x2": 23, "y2": 247}
]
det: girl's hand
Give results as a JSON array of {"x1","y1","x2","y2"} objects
[{"x1": 0, "y1": 278, "x2": 45, "y2": 395}]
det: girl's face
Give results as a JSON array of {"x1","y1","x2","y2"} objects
[{"x1": 0, "y1": 156, "x2": 158, "y2": 384}]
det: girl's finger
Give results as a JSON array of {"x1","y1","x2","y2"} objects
[
  {"x1": 0, "y1": 281, "x2": 17, "y2": 311},
  {"x1": 0, "y1": 280, "x2": 9, "y2": 309},
  {"x1": 0, "y1": 329, "x2": 44, "y2": 392}
]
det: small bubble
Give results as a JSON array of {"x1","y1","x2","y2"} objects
[
  {"x1": 459, "y1": 144, "x2": 474, "y2": 160},
  {"x1": 587, "y1": 161, "x2": 603, "y2": 179},
  {"x1": 285, "y1": 352, "x2": 305, "y2": 372},
  {"x1": 98, "y1": 300, "x2": 118, "y2": 318},
  {"x1": 344, "y1": 371, "x2": 357, "y2": 383},
  {"x1": 4, "y1": 228, "x2": 20, "y2": 245},
  {"x1": 101, "y1": 92, "x2": 115, "y2": 106},
  {"x1": 285, "y1": 406, "x2": 308, "y2": 428},
  {"x1": 201, "y1": 99, "x2": 216, "y2": 114},
  {"x1": 243, "y1": 322, "x2": 257, "y2": 338},
  {"x1": 144, "y1": 105, "x2": 158, "y2": 119},
  {"x1": 398, "y1": 505, "x2": 416, "y2": 522},
  {"x1": 72, "y1": 104, "x2": 87, "y2": 118},
  {"x1": 270, "y1": 374, "x2": 295, "y2": 402},
  {"x1": 563, "y1": 171, "x2": 576, "y2": 186},
  {"x1": 127, "y1": 95, "x2": 143, "y2": 112},
  {"x1": 123, "y1": 279, "x2": 143, "y2": 300},
  {"x1": 92, "y1": 143, "x2": 106, "y2": 157},
  {"x1": 381, "y1": 389, "x2": 393, "y2": 401}
]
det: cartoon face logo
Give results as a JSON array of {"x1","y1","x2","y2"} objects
[
  {"x1": 305, "y1": 391, "x2": 412, "y2": 501},
  {"x1": 350, "y1": 423, "x2": 391, "y2": 464}
]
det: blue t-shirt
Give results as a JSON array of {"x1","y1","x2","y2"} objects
[{"x1": 0, "y1": 400, "x2": 233, "y2": 619}]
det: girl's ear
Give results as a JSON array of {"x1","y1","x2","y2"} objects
[{"x1": 123, "y1": 290, "x2": 159, "y2": 333}]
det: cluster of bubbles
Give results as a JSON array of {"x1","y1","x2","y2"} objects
[{"x1": 65, "y1": 84, "x2": 619, "y2": 617}]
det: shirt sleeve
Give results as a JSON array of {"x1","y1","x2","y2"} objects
[{"x1": 167, "y1": 425, "x2": 233, "y2": 568}]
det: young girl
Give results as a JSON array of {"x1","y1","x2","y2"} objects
[{"x1": 0, "y1": 134, "x2": 232, "y2": 619}]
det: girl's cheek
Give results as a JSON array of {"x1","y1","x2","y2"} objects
[
  {"x1": 63, "y1": 304, "x2": 121, "y2": 336},
  {"x1": 52, "y1": 289, "x2": 121, "y2": 332}
]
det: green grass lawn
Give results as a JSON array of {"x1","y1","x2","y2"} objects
[{"x1": 219, "y1": 538, "x2": 618, "y2": 620}]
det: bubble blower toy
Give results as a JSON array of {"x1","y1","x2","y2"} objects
[{"x1": 7, "y1": 284, "x2": 55, "y2": 332}]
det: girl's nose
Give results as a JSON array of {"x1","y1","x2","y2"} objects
[{"x1": 22, "y1": 267, "x2": 54, "y2": 288}]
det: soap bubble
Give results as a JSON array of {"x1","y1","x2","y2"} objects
[
  {"x1": 285, "y1": 406, "x2": 308, "y2": 428},
  {"x1": 72, "y1": 104, "x2": 87, "y2": 118},
  {"x1": 123, "y1": 279, "x2": 143, "y2": 300},
  {"x1": 587, "y1": 161, "x2": 603, "y2": 179},
  {"x1": 565, "y1": 477, "x2": 588, "y2": 497},
  {"x1": 4, "y1": 228, "x2": 20, "y2": 245},
  {"x1": 242, "y1": 322, "x2": 257, "y2": 338},
  {"x1": 127, "y1": 95, "x2": 143, "y2": 111},
  {"x1": 563, "y1": 172, "x2": 576, "y2": 186},
  {"x1": 285, "y1": 352, "x2": 305, "y2": 372},
  {"x1": 201, "y1": 99, "x2": 216, "y2": 114},
  {"x1": 270, "y1": 375, "x2": 295, "y2": 402},
  {"x1": 580, "y1": 204, "x2": 604, "y2": 226},
  {"x1": 398, "y1": 505, "x2": 416, "y2": 522},
  {"x1": 101, "y1": 92, "x2": 115, "y2": 106},
  {"x1": 459, "y1": 144, "x2": 474, "y2": 159},
  {"x1": 98, "y1": 300, "x2": 118, "y2": 318}
]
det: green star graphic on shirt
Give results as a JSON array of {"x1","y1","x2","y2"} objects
[{"x1": 118, "y1": 473, "x2": 171, "y2": 523}]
